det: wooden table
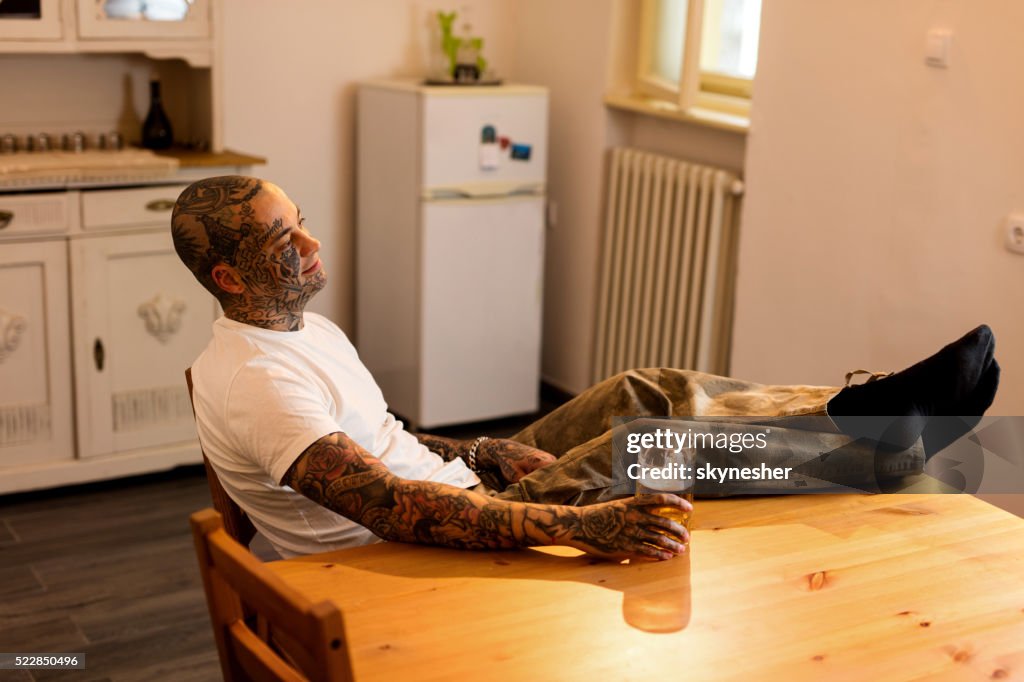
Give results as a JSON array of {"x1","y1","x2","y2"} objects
[{"x1": 267, "y1": 494, "x2": 1024, "y2": 681}]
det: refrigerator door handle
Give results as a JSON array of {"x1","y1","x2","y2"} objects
[{"x1": 422, "y1": 182, "x2": 545, "y2": 201}]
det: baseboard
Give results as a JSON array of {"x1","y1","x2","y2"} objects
[{"x1": 540, "y1": 375, "x2": 580, "y2": 401}]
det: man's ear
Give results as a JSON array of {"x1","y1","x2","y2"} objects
[{"x1": 211, "y1": 263, "x2": 245, "y2": 295}]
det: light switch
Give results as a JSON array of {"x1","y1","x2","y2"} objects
[
  {"x1": 926, "y1": 29, "x2": 952, "y2": 68},
  {"x1": 1006, "y1": 214, "x2": 1024, "y2": 255}
]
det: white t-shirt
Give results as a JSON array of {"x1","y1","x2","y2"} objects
[{"x1": 191, "y1": 313, "x2": 480, "y2": 558}]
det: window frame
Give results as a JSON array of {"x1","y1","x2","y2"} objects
[{"x1": 636, "y1": 0, "x2": 755, "y2": 116}]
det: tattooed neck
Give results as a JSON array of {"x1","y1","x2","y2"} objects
[{"x1": 222, "y1": 301, "x2": 305, "y2": 332}]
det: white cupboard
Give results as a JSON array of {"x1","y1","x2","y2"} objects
[
  {"x1": 70, "y1": 230, "x2": 219, "y2": 459},
  {"x1": 0, "y1": 0, "x2": 211, "y2": 44},
  {"x1": 0, "y1": 239, "x2": 73, "y2": 468},
  {"x1": 0, "y1": 177, "x2": 258, "y2": 494},
  {"x1": 0, "y1": 0, "x2": 261, "y2": 493},
  {"x1": 0, "y1": 0, "x2": 63, "y2": 40},
  {"x1": 75, "y1": 0, "x2": 211, "y2": 41}
]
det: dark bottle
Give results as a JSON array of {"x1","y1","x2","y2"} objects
[{"x1": 141, "y1": 79, "x2": 173, "y2": 150}]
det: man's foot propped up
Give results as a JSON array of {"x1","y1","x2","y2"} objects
[{"x1": 827, "y1": 324, "x2": 999, "y2": 454}]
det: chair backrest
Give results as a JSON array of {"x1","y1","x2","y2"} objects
[
  {"x1": 186, "y1": 367, "x2": 257, "y2": 547},
  {"x1": 191, "y1": 509, "x2": 354, "y2": 682}
]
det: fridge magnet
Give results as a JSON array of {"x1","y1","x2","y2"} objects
[
  {"x1": 479, "y1": 124, "x2": 500, "y2": 170},
  {"x1": 510, "y1": 143, "x2": 532, "y2": 161}
]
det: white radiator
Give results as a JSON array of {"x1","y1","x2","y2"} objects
[{"x1": 592, "y1": 148, "x2": 744, "y2": 383}]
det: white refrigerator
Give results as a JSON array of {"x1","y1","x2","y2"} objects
[{"x1": 356, "y1": 79, "x2": 548, "y2": 428}]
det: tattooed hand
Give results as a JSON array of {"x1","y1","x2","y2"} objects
[
  {"x1": 565, "y1": 494, "x2": 690, "y2": 562},
  {"x1": 285, "y1": 431, "x2": 689, "y2": 562},
  {"x1": 476, "y1": 439, "x2": 557, "y2": 484},
  {"x1": 414, "y1": 434, "x2": 556, "y2": 485}
]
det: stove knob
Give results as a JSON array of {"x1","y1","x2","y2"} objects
[
  {"x1": 107, "y1": 132, "x2": 124, "y2": 150},
  {"x1": 65, "y1": 131, "x2": 87, "y2": 152},
  {"x1": 0, "y1": 134, "x2": 17, "y2": 154}
]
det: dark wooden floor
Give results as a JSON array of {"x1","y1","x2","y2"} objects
[
  {"x1": 0, "y1": 468, "x2": 219, "y2": 682},
  {"x1": 0, "y1": 402, "x2": 558, "y2": 682}
]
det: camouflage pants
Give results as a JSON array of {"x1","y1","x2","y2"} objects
[{"x1": 491, "y1": 368, "x2": 921, "y2": 505}]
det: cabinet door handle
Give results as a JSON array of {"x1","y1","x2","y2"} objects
[
  {"x1": 0, "y1": 210, "x2": 13, "y2": 230},
  {"x1": 93, "y1": 338, "x2": 105, "y2": 372},
  {"x1": 145, "y1": 199, "x2": 175, "y2": 212}
]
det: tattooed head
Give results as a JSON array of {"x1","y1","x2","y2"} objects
[{"x1": 171, "y1": 175, "x2": 327, "y2": 331}]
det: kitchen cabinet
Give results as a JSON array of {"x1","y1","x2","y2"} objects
[
  {"x1": 0, "y1": 0, "x2": 63, "y2": 40},
  {"x1": 0, "y1": 238, "x2": 74, "y2": 469},
  {"x1": 0, "y1": 0, "x2": 261, "y2": 494},
  {"x1": 0, "y1": 0, "x2": 213, "y2": 54},
  {"x1": 76, "y1": 0, "x2": 210, "y2": 40},
  {"x1": 70, "y1": 205, "x2": 219, "y2": 460},
  {"x1": 0, "y1": 166, "x2": 263, "y2": 494},
  {"x1": 0, "y1": 0, "x2": 220, "y2": 150}
]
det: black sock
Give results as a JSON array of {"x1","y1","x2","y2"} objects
[
  {"x1": 963, "y1": 356, "x2": 1000, "y2": 414},
  {"x1": 827, "y1": 325, "x2": 997, "y2": 452},
  {"x1": 921, "y1": 358, "x2": 1000, "y2": 454}
]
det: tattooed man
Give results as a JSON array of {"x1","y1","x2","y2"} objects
[
  {"x1": 175, "y1": 175, "x2": 690, "y2": 561},
  {"x1": 175, "y1": 176, "x2": 998, "y2": 560}
]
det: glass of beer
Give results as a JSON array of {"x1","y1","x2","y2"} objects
[{"x1": 635, "y1": 444, "x2": 695, "y2": 537}]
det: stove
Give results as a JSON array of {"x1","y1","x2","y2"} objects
[{"x1": 0, "y1": 131, "x2": 179, "y2": 190}]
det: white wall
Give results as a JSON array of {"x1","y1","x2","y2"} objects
[
  {"x1": 732, "y1": 0, "x2": 1024, "y2": 415},
  {"x1": 220, "y1": 0, "x2": 744, "y2": 391},
  {"x1": 220, "y1": 0, "x2": 518, "y2": 333},
  {"x1": 221, "y1": 0, "x2": 1023, "y2": 412},
  {"x1": 510, "y1": 0, "x2": 620, "y2": 395},
  {"x1": 512, "y1": 0, "x2": 745, "y2": 394}
]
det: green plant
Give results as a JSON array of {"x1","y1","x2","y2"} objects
[
  {"x1": 437, "y1": 11, "x2": 489, "y2": 78},
  {"x1": 469, "y1": 37, "x2": 487, "y2": 74},
  {"x1": 437, "y1": 11, "x2": 461, "y2": 78}
]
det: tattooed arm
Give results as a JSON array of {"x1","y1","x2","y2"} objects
[
  {"x1": 283, "y1": 431, "x2": 690, "y2": 561},
  {"x1": 416, "y1": 433, "x2": 557, "y2": 484},
  {"x1": 414, "y1": 433, "x2": 470, "y2": 465}
]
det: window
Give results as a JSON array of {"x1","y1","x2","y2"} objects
[{"x1": 637, "y1": 0, "x2": 762, "y2": 116}]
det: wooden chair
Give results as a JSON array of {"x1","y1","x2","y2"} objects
[
  {"x1": 186, "y1": 368, "x2": 257, "y2": 547},
  {"x1": 191, "y1": 509, "x2": 355, "y2": 682}
]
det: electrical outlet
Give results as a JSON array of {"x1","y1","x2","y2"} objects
[{"x1": 1006, "y1": 214, "x2": 1024, "y2": 255}]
